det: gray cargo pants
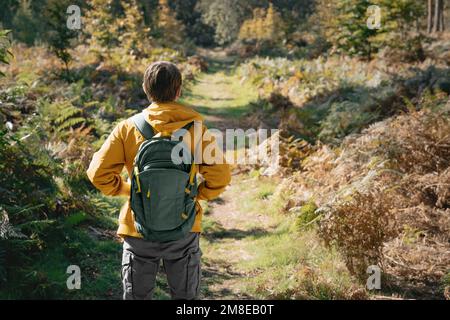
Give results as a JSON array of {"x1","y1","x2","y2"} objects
[{"x1": 121, "y1": 232, "x2": 201, "y2": 300}]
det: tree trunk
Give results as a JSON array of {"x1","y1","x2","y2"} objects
[
  {"x1": 428, "y1": 0, "x2": 434, "y2": 33},
  {"x1": 439, "y1": 0, "x2": 445, "y2": 31},
  {"x1": 433, "y1": 0, "x2": 444, "y2": 33},
  {"x1": 141, "y1": 0, "x2": 153, "y2": 26},
  {"x1": 433, "y1": 0, "x2": 440, "y2": 32}
]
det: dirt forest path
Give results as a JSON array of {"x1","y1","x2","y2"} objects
[
  {"x1": 181, "y1": 50, "x2": 277, "y2": 299},
  {"x1": 181, "y1": 49, "x2": 258, "y2": 131},
  {"x1": 198, "y1": 183, "x2": 276, "y2": 300}
]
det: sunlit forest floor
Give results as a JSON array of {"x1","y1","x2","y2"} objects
[
  {"x1": 59, "y1": 51, "x2": 446, "y2": 300},
  {"x1": 1, "y1": 0, "x2": 449, "y2": 301},
  {"x1": 2, "y1": 45, "x2": 448, "y2": 300}
]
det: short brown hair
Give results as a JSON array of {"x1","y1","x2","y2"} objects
[{"x1": 142, "y1": 61, "x2": 182, "y2": 103}]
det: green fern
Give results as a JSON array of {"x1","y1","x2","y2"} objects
[
  {"x1": 89, "y1": 192, "x2": 124, "y2": 217},
  {"x1": 53, "y1": 101, "x2": 86, "y2": 132},
  {"x1": 17, "y1": 220, "x2": 56, "y2": 236},
  {"x1": 0, "y1": 29, "x2": 12, "y2": 77},
  {"x1": 64, "y1": 212, "x2": 88, "y2": 227},
  {"x1": 54, "y1": 103, "x2": 81, "y2": 125},
  {"x1": 45, "y1": 100, "x2": 92, "y2": 135},
  {"x1": 57, "y1": 117, "x2": 86, "y2": 131}
]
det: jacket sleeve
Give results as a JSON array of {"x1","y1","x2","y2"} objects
[
  {"x1": 197, "y1": 164, "x2": 231, "y2": 201},
  {"x1": 196, "y1": 127, "x2": 231, "y2": 201},
  {"x1": 86, "y1": 121, "x2": 131, "y2": 197}
]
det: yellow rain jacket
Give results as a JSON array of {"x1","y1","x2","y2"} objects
[{"x1": 87, "y1": 101, "x2": 231, "y2": 238}]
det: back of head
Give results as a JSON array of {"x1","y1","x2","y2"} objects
[{"x1": 142, "y1": 61, "x2": 182, "y2": 103}]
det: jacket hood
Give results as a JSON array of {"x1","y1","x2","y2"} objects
[{"x1": 144, "y1": 101, "x2": 203, "y2": 133}]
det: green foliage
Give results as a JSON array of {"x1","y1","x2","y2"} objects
[
  {"x1": 169, "y1": 0, "x2": 215, "y2": 47},
  {"x1": 53, "y1": 101, "x2": 86, "y2": 132},
  {"x1": 11, "y1": 0, "x2": 42, "y2": 45},
  {"x1": 294, "y1": 201, "x2": 319, "y2": 230},
  {"x1": 88, "y1": 193, "x2": 125, "y2": 218},
  {"x1": 44, "y1": 0, "x2": 78, "y2": 76},
  {"x1": 0, "y1": 29, "x2": 12, "y2": 77},
  {"x1": 84, "y1": 0, "x2": 117, "y2": 59},
  {"x1": 156, "y1": 0, "x2": 185, "y2": 47},
  {"x1": 372, "y1": 0, "x2": 425, "y2": 41},
  {"x1": 115, "y1": 0, "x2": 152, "y2": 57},
  {"x1": 320, "y1": 0, "x2": 379, "y2": 59},
  {"x1": 317, "y1": 0, "x2": 425, "y2": 60},
  {"x1": 1, "y1": 224, "x2": 122, "y2": 299},
  {"x1": 0, "y1": 0, "x2": 447, "y2": 300},
  {"x1": 0, "y1": 0, "x2": 21, "y2": 31},
  {"x1": 271, "y1": 0, "x2": 315, "y2": 39},
  {"x1": 315, "y1": 87, "x2": 387, "y2": 143},
  {"x1": 238, "y1": 56, "x2": 397, "y2": 143},
  {"x1": 0, "y1": 129, "x2": 59, "y2": 217},
  {"x1": 64, "y1": 212, "x2": 88, "y2": 227},
  {"x1": 0, "y1": 244, "x2": 6, "y2": 285},
  {"x1": 442, "y1": 271, "x2": 450, "y2": 292},
  {"x1": 238, "y1": 56, "x2": 385, "y2": 105},
  {"x1": 197, "y1": 0, "x2": 251, "y2": 45},
  {"x1": 85, "y1": 0, "x2": 151, "y2": 63},
  {"x1": 239, "y1": 55, "x2": 450, "y2": 145},
  {"x1": 0, "y1": 0, "x2": 209, "y2": 298},
  {"x1": 3, "y1": 0, "x2": 87, "y2": 50},
  {"x1": 0, "y1": 0, "x2": 429, "y2": 57},
  {"x1": 197, "y1": 0, "x2": 315, "y2": 47},
  {"x1": 0, "y1": 73, "x2": 129, "y2": 298},
  {"x1": 0, "y1": 114, "x2": 63, "y2": 297},
  {"x1": 239, "y1": 4, "x2": 284, "y2": 44}
]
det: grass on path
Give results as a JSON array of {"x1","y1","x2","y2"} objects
[
  {"x1": 179, "y1": 59, "x2": 258, "y2": 131},
  {"x1": 199, "y1": 172, "x2": 362, "y2": 300}
]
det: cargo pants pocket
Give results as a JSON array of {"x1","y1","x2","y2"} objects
[
  {"x1": 121, "y1": 250, "x2": 159, "y2": 300},
  {"x1": 186, "y1": 250, "x2": 202, "y2": 299},
  {"x1": 164, "y1": 249, "x2": 202, "y2": 300}
]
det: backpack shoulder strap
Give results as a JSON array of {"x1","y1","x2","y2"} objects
[{"x1": 132, "y1": 112, "x2": 154, "y2": 140}]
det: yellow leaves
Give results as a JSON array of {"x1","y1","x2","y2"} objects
[
  {"x1": 238, "y1": 3, "x2": 284, "y2": 42},
  {"x1": 400, "y1": 225, "x2": 425, "y2": 245},
  {"x1": 238, "y1": 20, "x2": 253, "y2": 40},
  {"x1": 157, "y1": 0, "x2": 184, "y2": 45},
  {"x1": 294, "y1": 71, "x2": 304, "y2": 80},
  {"x1": 261, "y1": 81, "x2": 275, "y2": 96},
  {"x1": 84, "y1": 0, "x2": 151, "y2": 61},
  {"x1": 279, "y1": 135, "x2": 314, "y2": 170},
  {"x1": 366, "y1": 155, "x2": 384, "y2": 170}
]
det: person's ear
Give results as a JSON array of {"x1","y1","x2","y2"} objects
[{"x1": 176, "y1": 87, "x2": 182, "y2": 99}]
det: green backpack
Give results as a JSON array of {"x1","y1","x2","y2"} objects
[{"x1": 130, "y1": 112, "x2": 198, "y2": 242}]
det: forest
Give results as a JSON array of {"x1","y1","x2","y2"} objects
[{"x1": 0, "y1": 0, "x2": 449, "y2": 300}]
